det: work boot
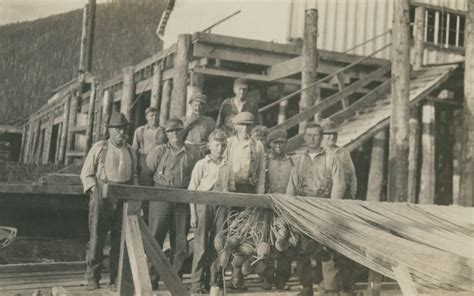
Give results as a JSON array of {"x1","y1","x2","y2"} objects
[
  {"x1": 87, "y1": 279, "x2": 100, "y2": 290},
  {"x1": 296, "y1": 287, "x2": 314, "y2": 296},
  {"x1": 151, "y1": 280, "x2": 159, "y2": 291},
  {"x1": 229, "y1": 278, "x2": 248, "y2": 291}
]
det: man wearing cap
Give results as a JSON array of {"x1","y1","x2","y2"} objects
[
  {"x1": 146, "y1": 118, "x2": 203, "y2": 289},
  {"x1": 216, "y1": 78, "x2": 262, "y2": 136},
  {"x1": 286, "y1": 122, "x2": 346, "y2": 296},
  {"x1": 225, "y1": 111, "x2": 266, "y2": 290},
  {"x1": 132, "y1": 107, "x2": 167, "y2": 186},
  {"x1": 261, "y1": 128, "x2": 294, "y2": 291},
  {"x1": 188, "y1": 129, "x2": 235, "y2": 295},
  {"x1": 80, "y1": 112, "x2": 138, "y2": 290},
  {"x1": 321, "y1": 119, "x2": 357, "y2": 199},
  {"x1": 181, "y1": 93, "x2": 216, "y2": 148}
]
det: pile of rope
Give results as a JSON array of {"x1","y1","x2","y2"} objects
[{"x1": 269, "y1": 194, "x2": 474, "y2": 293}]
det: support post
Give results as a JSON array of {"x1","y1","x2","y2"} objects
[
  {"x1": 58, "y1": 96, "x2": 71, "y2": 163},
  {"x1": 186, "y1": 72, "x2": 204, "y2": 116},
  {"x1": 392, "y1": 265, "x2": 419, "y2": 296},
  {"x1": 22, "y1": 124, "x2": 31, "y2": 163},
  {"x1": 30, "y1": 121, "x2": 41, "y2": 163},
  {"x1": 101, "y1": 90, "x2": 113, "y2": 140},
  {"x1": 407, "y1": 107, "x2": 420, "y2": 203},
  {"x1": 66, "y1": 94, "x2": 80, "y2": 164},
  {"x1": 120, "y1": 66, "x2": 136, "y2": 122},
  {"x1": 419, "y1": 101, "x2": 435, "y2": 204},
  {"x1": 85, "y1": 81, "x2": 97, "y2": 153},
  {"x1": 159, "y1": 80, "x2": 172, "y2": 126},
  {"x1": 413, "y1": 6, "x2": 426, "y2": 70},
  {"x1": 171, "y1": 34, "x2": 192, "y2": 118},
  {"x1": 299, "y1": 9, "x2": 319, "y2": 132},
  {"x1": 78, "y1": 4, "x2": 89, "y2": 72},
  {"x1": 85, "y1": 0, "x2": 96, "y2": 72},
  {"x1": 19, "y1": 125, "x2": 27, "y2": 163},
  {"x1": 367, "y1": 130, "x2": 387, "y2": 202},
  {"x1": 387, "y1": 0, "x2": 411, "y2": 202},
  {"x1": 42, "y1": 115, "x2": 54, "y2": 164},
  {"x1": 150, "y1": 63, "x2": 163, "y2": 109},
  {"x1": 459, "y1": 0, "x2": 474, "y2": 206}
]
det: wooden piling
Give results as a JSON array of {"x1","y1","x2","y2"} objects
[
  {"x1": 66, "y1": 94, "x2": 80, "y2": 165},
  {"x1": 85, "y1": 0, "x2": 96, "y2": 72},
  {"x1": 367, "y1": 130, "x2": 387, "y2": 202},
  {"x1": 101, "y1": 90, "x2": 113, "y2": 139},
  {"x1": 58, "y1": 96, "x2": 71, "y2": 163},
  {"x1": 419, "y1": 102, "x2": 435, "y2": 204},
  {"x1": 85, "y1": 81, "x2": 97, "y2": 153},
  {"x1": 407, "y1": 107, "x2": 420, "y2": 203},
  {"x1": 387, "y1": 0, "x2": 410, "y2": 202},
  {"x1": 299, "y1": 9, "x2": 318, "y2": 131},
  {"x1": 459, "y1": 0, "x2": 474, "y2": 207},
  {"x1": 150, "y1": 63, "x2": 163, "y2": 109},
  {"x1": 413, "y1": 6, "x2": 426, "y2": 70},
  {"x1": 78, "y1": 4, "x2": 89, "y2": 72},
  {"x1": 171, "y1": 34, "x2": 191, "y2": 118},
  {"x1": 159, "y1": 80, "x2": 172, "y2": 126},
  {"x1": 120, "y1": 66, "x2": 136, "y2": 121}
]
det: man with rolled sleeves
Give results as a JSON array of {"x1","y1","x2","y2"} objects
[
  {"x1": 216, "y1": 78, "x2": 262, "y2": 136},
  {"x1": 225, "y1": 111, "x2": 266, "y2": 290},
  {"x1": 286, "y1": 122, "x2": 346, "y2": 296},
  {"x1": 80, "y1": 113, "x2": 138, "y2": 290},
  {"x1": 181, "y1": 93, "x2": 216, "y2": 149},
  {"x1": 146, "y1": 118, "x2": 203, "y2": 289}
]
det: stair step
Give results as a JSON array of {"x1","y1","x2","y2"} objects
[{"x1": 66, "y1": 150, "x2": 85, "y2": 158}]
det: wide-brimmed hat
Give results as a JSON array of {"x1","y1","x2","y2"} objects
[
  {"x1": 267, "y1": 129, "x2": 288, "y2": 143},
  {"x1": 320, "y1": 118, "x2": 338, "y2": 134},
  {"x1": 165, "y1": 118, "x2": 184, "y2": 132},
  {"x1": 189, "y1": 93, "x2": 207, "y2": 104},
  {"x1": 233, "y1": 112, "x2": 255, "y2": 125},
  {"x1": 106, "y1": 113, "x2": 130, "y2": 128}
]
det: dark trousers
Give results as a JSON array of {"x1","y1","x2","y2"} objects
[
  {"x1": 191, "y1": 204, "x2": 228, "y2": 289},
  {"x1": 86, "y1": 189, "x2": 123, "y2": 283},
  {"x1": 137, "y1": 155, "x2": 153, "y2": 224},
  {"x1": 148, "y1": 201, "x2": 190, "y2": 283}
]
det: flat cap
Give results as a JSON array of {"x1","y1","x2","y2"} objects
[
  {"x1": 233, "y1": 112, "x2": 255, "y2": 125},
  {"x1": 208, "y1": 129, "x2": 227, "y2": 143},
  {"x1": 145, "y1": 106, "x2": 158, "y2": 114},
  {"x1": 165, "y1": 118, "x2": 184, "y2": 132},
  {"x1": 267, "y1": 129, "x2": 288, "y2": 143},
  {"x1": 189, "y1": 93, "x2": 207, "y2": 104},
  {"x1": 234, "y1": 78, "x2": 249, "y2": 87},
  {"x1": 106, "y1": 112, "x2": 130, "y2": 128},
  {"x1": 251, "y1": 125, "x2": 269, "y2": 138},
  {"x1": 320, "y1": 118, "x2": 338, "y2": 134}
]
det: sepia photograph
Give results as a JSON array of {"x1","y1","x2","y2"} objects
[{"x1": 0, "y1": 0, "x2": 472, "y2": 295}]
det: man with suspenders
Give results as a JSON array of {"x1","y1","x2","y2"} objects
[{"x1": 80, "y1": 112, "x2": 138, "y2": 290}]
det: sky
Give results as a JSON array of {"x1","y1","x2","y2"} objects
[{"x1": 0, "y1": 0, "x2": 109, "y2": 25}]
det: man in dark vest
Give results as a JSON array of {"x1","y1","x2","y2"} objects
[
  {"x1": 80, "y1": 112, "x2": 138, "y2": 290},
  {"x1": 180, "y1": 93, "x2": 215, "y2": 150}
]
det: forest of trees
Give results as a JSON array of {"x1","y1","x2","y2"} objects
[{"x1": 0, "y1": 1, "x2": 166, "y2": 125}]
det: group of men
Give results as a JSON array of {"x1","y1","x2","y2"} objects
[{"x1": 80, "y1": 77, "x2": 357, "y2": 296}]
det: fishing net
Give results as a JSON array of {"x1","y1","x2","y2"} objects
[{"x1": 269, "y1": 194, "x2": 474, "y2": 293}]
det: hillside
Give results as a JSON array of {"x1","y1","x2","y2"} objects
[{"x1": 0, "y1": 1, "x2": 166, "y2": 125}]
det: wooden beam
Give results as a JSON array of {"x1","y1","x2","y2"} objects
[
  {"x1": 42, "y1": 114, "x2": 54, "y2": 164},
  {"x1": 459, "y1": 0, "x2": 474, "y2": 207},
  {"x1": 85, "y1": 81, "x2": 97, "y2": 153},
  {"x1": 150, "y1": 63, "x2": 162, "y2": 109},
  {"x1": 66, "y1": 93, "x2": 80, "y2": 165},
  {"x1": 58, "y1": 96, "x2": 70, "y2": 163},
  {"x1": 407, "y1": 107, "x2": 421, "y2": 203},
  {"x1": 85, "y1": 0, "x2": 96, "y2": 72},
  {"x1": 101, "y1": 90, "x2": 113, "y2": 140},
  {"x1": 300, "y1": 9, "x2": 319, "y2": 131},
  {"x1": 171, "y1": 34, "x2": 191, "y2": 118},
  {"x1": 266, "y1": 56, "x2": 302, "y2": 80},
  {"x1": 78, "y1": 4, "x2": 89, "y2": 72},
  {"x1": 120, "y1": 66, "x2": 136, "y2": 121},
  {"x1": 124, "y1": 215, "x2": 153, "y2": 295},
  {"x1": 138, "y1": 217, "x2": 190, "y2": 296},
  {"x1": 118, "y1": 204, "x2": 134, "y2": 296},
  {"x1": 159, "y1": 79, "x2": 172, "y2": 127},
  {"x1": 387, "y1": 0, "x2": 411, "y2": 202},
  {"x1": 413, "y1": 6, "x2": 426, "y2": 70},
  {"x1": 392, "y1": 265, "x2": 419, "y2": 296},
  {"x1": 419, "y1": 101, "x2": 436, "y2": 204},
  {"x1": 192, "y1": 67, "x2": 300, "y2": 85},
  {"x1": 0, "y1": 184, "x2": 84, "y2": 195}
]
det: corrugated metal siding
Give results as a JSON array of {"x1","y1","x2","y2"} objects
[{"x1": 287, "y1": 0, "x2": 465, "y2": 63}]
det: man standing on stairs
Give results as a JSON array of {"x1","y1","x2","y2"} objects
[
  {"x1": 321, "y1": 118, "x2": 357, "y2": 200},
  {"x1": 80, "y1": 112, "x2": 138, "y2": 291},
  {"x1": 216, "y1": 78, "x2": 262, "y2": 136},
  {"x1": 180, "y1": 93, "x2": 215, "y2": 151},
  {"x1": 286, "y1": 122, "x2": 346, "y2": 296}
]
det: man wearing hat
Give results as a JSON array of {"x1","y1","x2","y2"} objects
[
  {"x1": 216, "y1": 78, "x2": 262, "y2": 136},
  {"x1": 132, "y1": 106, "x2": 167, "y2": 186},
  {"x1": 80, "y1": 112, "x2": 138, "y2": 290},
  {"x1": 146, "y1": 118, "x2": 203, "y2": 289},
  {"x1": 225, "y1": 111, "x2": 266, "y2": 290},
  {"x1": 261, "y1": 128, "x2": 294, "y2": 291},
  {"x1": 321, "y1": 118, "x2": 357, "y2": 199},
  {"x1": 188, "y1": 129, "x2": 235, "y2": 295},
  {"x1": 181, "y1": 93, "x2": 216, "y2": 148}
]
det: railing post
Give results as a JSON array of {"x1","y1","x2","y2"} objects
[
  {"x1": 413, "y1": 6, "x2": 426, "y2": 70},
  {"x1": 299, "y1": 8, "x2": 319, "y2": 131},
  {"x1": 388, "y1": 0, "x2": 410, "y2": 202}
]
